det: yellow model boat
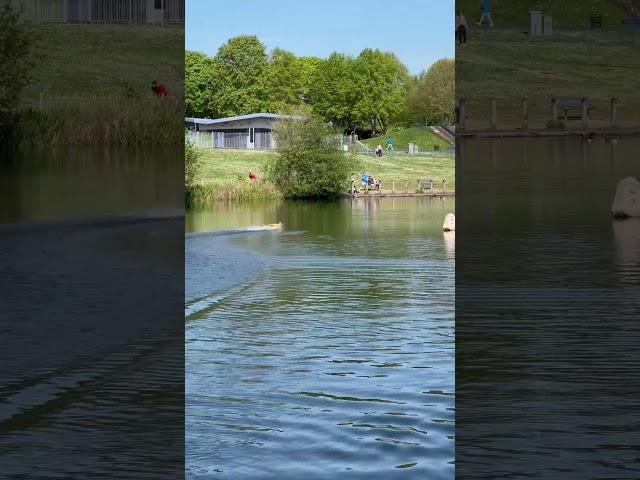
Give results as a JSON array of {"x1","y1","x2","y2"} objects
[{"x1": 242, "y1": 223, "x2": 283, "y2": 232}]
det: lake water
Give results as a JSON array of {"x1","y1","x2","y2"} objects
[
  {"x1": 456, "y1": 136, "x2": 640, "y2": 479},
  {"x1": 0, "y1": 147, "x2": 184, "y2": 478},
  {"x1": 185, "y1": 197, "x2": 455, "y2": 479}
]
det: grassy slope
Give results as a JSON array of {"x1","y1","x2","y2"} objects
[
  {"x1": 197, "y1": 149, "x2": 455, "y2": 191},
  {"x1": 361, "y1": 127, "x2": 451, "y2": 152},
  {"x1": 457, "y1": 27, "x2": 640, "y2": 124},
  {"x1": 24, "y1": 24, "x2": 184, "y2": 105},
  {"x1": 456, "y1": 0, "x2": 628, "y2": 28}
]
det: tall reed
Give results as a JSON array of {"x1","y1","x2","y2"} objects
[{"x1": 16, "y1": 97, "x2": 184, "y2": 146}]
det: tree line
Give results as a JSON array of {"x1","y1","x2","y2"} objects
[{"x1": 186, "y1": 35, "x2": 454, "y2": 136}]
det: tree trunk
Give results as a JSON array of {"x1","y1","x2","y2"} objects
[{"x1": 380, "y1": 117, "x2": 388, "y2": 135}]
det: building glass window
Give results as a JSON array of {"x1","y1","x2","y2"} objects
[{"x1": 154, "y1": 0, "x2": 162, "y2": 10}]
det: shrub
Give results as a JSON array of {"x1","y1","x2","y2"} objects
[
  {"x1": 185, "y1": 134, "x2": 201, "y2": 188},
  {"x1": 269, "y1": 112, "x2": 356, "y2": 198},
  {"x1": 0, "y1": 2, "x2": 36, "y2": 144}
]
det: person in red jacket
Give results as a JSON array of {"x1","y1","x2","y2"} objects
[{"x1": 151, "y1": 80, "x2": 170, "y2": 97}]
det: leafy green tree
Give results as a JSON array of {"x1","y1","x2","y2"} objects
[
  {"x1": 185, "y1": 50, "x2": 214, "y2": 118},
  {"x1": 408, "y1": 58, "x2": 455, "y2": 125},
  {"x1": 264, "y1": 48, "x2": 304, "y2": 112},
  {"x1": 269, "y1": 109, "x2": 356, "y2": 198},
  {"x1": 209, "y1": 35, "x2": 270, "y2": 116},
  {"x1": 0, "y1": 2, "x2": 36, "y2": 142},
  {"x1": 352, "y1": 48, "x2": 409, "y2": 135},
  {"x1": 297, "y1": 56, "x2": 322, "y2": 103},
  {"x1": 307, "y1": 53, "x2": 360, "y2": 132}
]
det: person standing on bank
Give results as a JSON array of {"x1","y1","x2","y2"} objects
[
  {"x1": 151, "y1": 80, "x2": 170, "y2": 97},
  {"x1": 476, "y1": 0, "x2": 494, "y2": 27},
  {"x1": 456, "y1": 10, "x2": 468, "y2": 45},
  {"x1": 386, "y1": 136, "x2": 394, "y2": 151}
]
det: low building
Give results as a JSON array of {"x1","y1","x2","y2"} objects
[
  {"x1": 18, "y1": 0, "x2": 184, "y2": 25},
  {"x1": 186, "y1": 113, "x2": 296, "y2": 150}
]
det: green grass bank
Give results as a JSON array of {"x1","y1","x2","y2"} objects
[
  {"x1": 16, "y1": 24, "x2": 184, "y2": 146},
  {"x1": 191, "y1": 148, "x2": 455, "y2": 202},
  {"x1": 26, "y1": 24, "x2": 184, "y2": 103},
  {"x1": 457, "y1": 26, "x2": 640, "y2": 127}
]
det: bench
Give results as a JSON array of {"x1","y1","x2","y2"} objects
[
  {"x1": 556, "y1": 97, "x2": 593, "y2": 120},
  {"x1": 417, "y1": 179, "x2": 434, "y2": 191}
]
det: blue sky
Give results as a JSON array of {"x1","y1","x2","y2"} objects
[{"x1": 185, "y1": 0, "x2": 454, "y2": 75}]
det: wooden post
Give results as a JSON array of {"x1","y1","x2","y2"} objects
[
  {"x1": 430, "y1": 180, "x2": 434, "y2": 195},
  {"x1": 392, "y1": 180, "x2": 395, "y2": 193},
  {"x1": 521, "y1": 98, "x2": 529, "y2": 130},
  {"x1": 551, "y1": 97, "x2": 558, "y2": 122},
  {"x1": 490, "y1": 98, "x2": 497, "y2": 130},
  {"x1": 459, "y1": 98, "x2": 467, "y2": 130},
  {"x1": 581, "y1": 98, "x2": 588, "y2": 130},
  {"x1": 610, "y1": 97, "x2": 618, "y2": 128},
  {"x1": 442, "y1": 180, "x2": 446, "y2": 194},
  {"x1": 405, "y1": 180, "x2": 408, "y2": 193}
]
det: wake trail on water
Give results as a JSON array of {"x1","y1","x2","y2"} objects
[{"x1": 185, "y1": 228, "x2": 304, "y2": 317}]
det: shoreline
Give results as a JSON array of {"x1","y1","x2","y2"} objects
[
  {"x1": 457, "y1": 127, "x2": 640, "y2": 139},
  {"x1": 346, "y1": 191, "x2": 455, "y2": 198}
]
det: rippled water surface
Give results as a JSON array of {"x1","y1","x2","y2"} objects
[
  {"x1": 0, "y1": 147, "x2": 184, "y2": 478},
  {"x1": 186, "y1": 198, "x2": 455, "y2": 479},
  {"x1": 456, "y1": 137, "x2": 640, "y2": 479}
]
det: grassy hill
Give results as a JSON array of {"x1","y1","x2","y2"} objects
[
  {"x1": 457, "y1": 26, "x2": 640, "y2": 126},
  {"x1": 456, "y1": 0, "x2": 630, "y2": 28},
  {"x1": 361, "y1": 127, "x2": 451, "y2": 153},
  {"x1": 23, "y1": 24, "x2": 184, "y2": 106}
]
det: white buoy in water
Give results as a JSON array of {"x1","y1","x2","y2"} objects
[
  {"x1": 443, "y1": 213, "x2": 455, "y2": 231},
  {"x1": 611, "y1": 177, "x2": 640, "y2": 218}
]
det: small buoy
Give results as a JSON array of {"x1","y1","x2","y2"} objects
[{"x1": 442, "y1": 213, "x2": 455, "y2": 231}]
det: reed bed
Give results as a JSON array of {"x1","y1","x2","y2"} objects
[{"x1": 16, "y1": 97, "x2": 184, "y2": 146}]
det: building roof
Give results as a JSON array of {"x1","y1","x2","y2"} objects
[{"x1": 185, "y1": 113, "x2": 297, "y2": 125}]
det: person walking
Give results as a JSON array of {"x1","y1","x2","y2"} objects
[
  {"x1": 386, "y1": 136, "x2": 394, "y2": 151},
  {"x1": 476, "y1": 0, "x2": 494, "y2": 27},
  {"x1": 456, "y1": 10, "x2": 468, "y2": 45},
  {"x1": 375, "y1": 144, "x2": 383, "y2": 157}
]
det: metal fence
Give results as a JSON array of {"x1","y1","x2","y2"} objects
[
  {"x1": 187, "y1": 131, "x2": 276, "y2": 150},
  {"x1": 18, "y1": 0, "x2": 184, "y2": 24}
]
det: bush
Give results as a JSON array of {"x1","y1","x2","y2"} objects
[
  {"x1": 0, "y1": 2, "x2": 36, "y2": 144},
  {"x1": 185, "y1": 134, "x2": 201, "y2": 188},
  {"x1": 269, "y1": 112, "x2": 356, "y2": 198}
]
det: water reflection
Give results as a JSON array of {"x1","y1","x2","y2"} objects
[{"x1": 613, "y1": 218, "x2": 640, "y2": 282}]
